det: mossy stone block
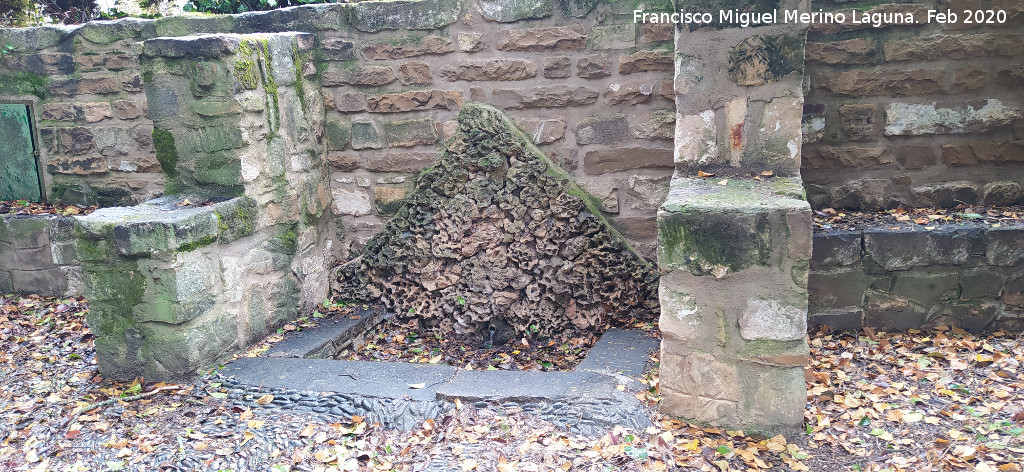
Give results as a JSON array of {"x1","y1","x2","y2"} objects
[{"x1": 348, "y1": 0, "x2": 462, "y2": 32}]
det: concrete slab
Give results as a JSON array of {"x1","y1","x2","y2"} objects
[
  {"x1": 575, "y1": 328, "x2": 659, "y2": 378},
  {"x1": 221, "y1": 357, "x2": 456, "y2": 402},
  {"x1": 265, "y1": 307, "x2": 390, "y2": 359}
]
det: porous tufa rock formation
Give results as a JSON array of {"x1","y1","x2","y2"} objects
[{"x1": 333, "y1": 103, "x2": 658, "y2": 338}]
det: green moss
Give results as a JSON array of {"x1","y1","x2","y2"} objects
[
  {"x1": 177, "y1": 235, "x2": 217, "y2": 252},
  {"x1": 152, "y1": 127, "x2": 179, "y2": 179},
  {"x1": 0, "y1": 71, "x2": 48, "y2": 99},
  {"x1": 291, "y1": 45, "x2": 308, "y2": 114},
  {"x1": 276, "y1": 226, "x2": 298, "y2": 255}
]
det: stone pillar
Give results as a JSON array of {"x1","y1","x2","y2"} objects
[{"x1": 658, "y1": 0, "x2": 811, "y2": 433}]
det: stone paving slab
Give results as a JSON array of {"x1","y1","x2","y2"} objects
[
  {"x1": 221, "y1": 357, "x2": 456, "y2": 402},
  {"x1": 435, "y1": 369, "x2": 618, "y2": 403},
  {"x1": 265, "y1": 307, "x2": 389, "y2": 359},
  {"x1": 575, "y1": 328, "x2": 659, "y2": 378}
]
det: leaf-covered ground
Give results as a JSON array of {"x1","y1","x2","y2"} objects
[
  {"x1": 0, "y1": 200, "x2": 96, "y2": 216},
  {"x1": 2, "y1": 294, "x2": 1024, "y2": 471},
  {"x1": 812, "y1": 205, "x2": 1024, "y2": 232}
]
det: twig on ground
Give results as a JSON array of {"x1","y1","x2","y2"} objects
[{"x1": 63, "y1": 385, "x2": 181, "y2": 428}]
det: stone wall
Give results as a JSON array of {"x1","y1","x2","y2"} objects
[
  {"x1": 809, "y1": 224, "x2": 1024, "y2": 332},
  {"x1": 0, "y1": 0, "x2": 676, "y2": 260},
  {"x1": 0, "y1": 214, "x2": 81, "y2": 297},
  {"x1": 802, "y1": 0, "x2": 1024, "y2": 210}
]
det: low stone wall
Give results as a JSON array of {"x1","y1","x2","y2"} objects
[
  {"x1": 809, "y1": 223, "x2": 1024, "y2": 332},
  {"x1": 0, "y1": 214, "x2": 80, "y2": 297}
]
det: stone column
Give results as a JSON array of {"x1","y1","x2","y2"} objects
[{"x1": 658, "y1": 0, "x2": 811, "y2": 433}]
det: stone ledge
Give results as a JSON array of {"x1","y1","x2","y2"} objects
[{"x1": 265, "y1": 307, "x2": 391, "y2": 359}]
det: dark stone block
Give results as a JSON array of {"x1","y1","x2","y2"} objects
[
  {"x1": 864, "y1": 225, "x2": 984, "y2": 271},
  {"x1": 1004, "y1": 273, "x2": 1024, "y2": 309},
  {"x1": 863, "y1": 290, "x2": 927, "y2": 331},
  {"x1": 960, "y1": 267, "x2": 1006, "y2": 300},
  {"x1": 927, "y1": 303, "x2": 999, "y2": 332},
  {"x1": 10, "y1": 268, "x2": 67, "y2": 297},
  {"x1": 811, "y1": 230, "x2": 862, "y2": 269},
  {"x1": 892, "y1": 268, "x2": 960, "y2": 306},
  {"x1": 808, "y1": 308, "x2": 863, "y2": 332},
  {"x1": 986, "y1": 226, "x2": 1024, "y2": 267},
  {"x1": 575, "y1": 329, "x2": 659, "y2": 378},
  {"x1": 142, "y1": 35, "x2": 240, "y2": 59},
  {"x1": 808, "y1": 268, "x2": 871, "y2": 310}
]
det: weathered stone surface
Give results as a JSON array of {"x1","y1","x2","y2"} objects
[
  {"x1": 640, "y1": 22, "x2": 673, "y2": 44},
  {"x1": 325, "y1": 120, "x2": 351, "y2": 151},
  {"x1": 892, "y1": 268, "x2": 959, "y2": 306},
  {"x1": 143, "y1": 34, "x2": 240, "y2": 58},
  {"x1": 366, "y1": 90, "x2": 464, "y2": 113},
  {"x1": 864, "y1": 225, "x2": 984, "y2": 271},
  {"x1": 2, "y1": 52, "x2": 74, "y2": 75},
  {"x1": 894, "y1": 144, "x2": 936, "y2": 170},
  {"x1": 362, "y1": 152, "x2": 436, "y2": 173},
  {"x1": 996, "y1": 64, "x2": 1024, "y2": 91},
  {"x1": 439, "y1": 59, "x2": 536, "y2": 81},
  {"x1": 382, "y1": 118, "x2": 438, "y2": 148},
  {"x1": 952, "y1": 67, "x2": 989, "y2": 92},
  {"x1": 808, "y1": 308, "x2": 863, "y2": 331},
  {"x1": 78, "y1": 76, "x2": 121, "y2": 95},
  {"x1": 811, "y1": 231, "x2": 862, "y2": 269},
  {"x1": 986, "y1": 227, "x2": 1024, "y2": 267},
  {"x1": 322, "y1": 65, "x2": 397, "y2": 87},
  {"x1": 625, "y1": 175, "x2": 670, "y2": 211},
  {"x1": 477, "y1": 0, "x2": 553, "y2": 22},
  {"x1": 351, "y1": 121, "x2": 384, "y2": 150},
  {"x1": 362, "y1": 35, "x2": 453, "y2": 60},
  {"x1": 331, "y1": 187, "x2": 372, "y2": 216},
  {"x1": 457, "y1": 32, "x2": 487, "y2": 52},
  {"x1": 398, "y1": 61, "x2": 433, "y2": 85},
  {"x1": 497, "y1": 25, "x2": 587, "y2": 52},
  {"x1": 840, "y1": 104, "x2": 877, "y2": 141},
  {"x1": 728, "y1": 35, "x2": 803, "y2": 86},
  {"x1": 513, "y1": 117, "x2": 566, "y2": 144},
  {"x1": 828, "y1": 178, "x2": 899, "y2": 210},
  {"x1": 492, "y1": 86, "x2": 598, "y2": 109},
  {"x1": 574, "y1": 114, "x2": 627, "y2": 145},
  {"x1": 941, "y1": 141, "x2": 1024, "y2": 166},
  {"x1": 542, "y1": 56, "x2": 571, "y2": 79},
  {"x1": 583, "y1": 147, "x2": 672, "y2": 174},
  {"x1": 863, "y1": 291, "x2": 927, "y2": 331},
  {"x1": 40, "y1": 103, "x2": 76, "y2": 122},
  {"x1": 334, "y1": 92, "x2": 367, "y2": 112},
  {"x1": 885, "y1": 100, "x2": 1021, "y2": 136},
  {"x1": 803, "y1": 146, "x2": 892, "y2": 169},
  {"x1": 334, "y1": 104, "x2": 657, "y2": 339},
  {"x1": 619, "y1": 49, "x2": 673, "y2": 75},
  {"x1": 631, "y1": 110, "x2": 675, "y2": 140},
  {"x1": 885, "y1": 33, "x2": 1023, "y2": 62},
  {"x1": 112, "y1": 100, "x2": 142, "y2": 120},
  {"x1": 801, "y1": 104, "x2": 825, "y2": 144},
  {"x1": 349, "y1": 0, "x2": 461, "y2": 32},
  {"x1": 576, "y1": 55, "x2": 613, "y2": 79},
  {"x1": 739, "y1": 299, "x2": 806, "y2": 341},
  {"x1": 981, "y1": 181, "x2": 1024, "y2": 206},
  {"x1": 806, "y1": 38, "x2": 874, "y2": 65},
  {"x1": 320, "y1": 38, "x2": 356, "y2": 61},
  {"x1": 591, "y1": 24, "x2": 635, "y2": 50},
  {"x1": 911, "y1": 182, "x2": 979, "y2": 207},
  {"x1": 808, "y1": 268, "x2": 875, "y2": 311},
  {"x1": 603, "y1": 82, "x2": 655, "y2": 105},
  {"x1": 817, "y1": 69, "x2": 945, "y2": 96},
  {"x1": 77, "y1": 102, "x2": 112, "y2": 123}
]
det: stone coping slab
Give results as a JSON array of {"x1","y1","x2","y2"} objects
[
  {"x1": 661, "y1": 176, "x2": 808, "y2": 213},
  {"x1": 217, "y1": 317, "x2": 658, "y2": 435}
]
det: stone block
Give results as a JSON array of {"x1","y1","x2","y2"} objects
[
  {"x1": 863, "y1": 290, "x2": 927, "y2": 331},
  {"x1": 542, "y1": 56, "x2": 571, "y2": 79},
  {"x1": 987, "y1": 227, "x2": 1024, "y2": 267},
  {"x1": 366, "y1": 90, "x2": 464, "y2": 113},
  {"x1": 1004, "y1": 274, "x2": 1024, "y2": 309},
  {"x1": 351, "y1": 121, "x2": 384, "y2": 150},
  {"x1": 321, "y1": 39, "x2": 356, "y2": 60},
  {"x1": 864, "y1": 226, "x2": 984, "y2": 271},
  {"x1": 811, "y1": 231, "x2": 862, "y2": 269},
  {"x1": 362, "y1": 35, "x2": 454, "y2": 59},
  {"x1": 136, "y1": 253, "x2": 217, "y2": 325},
  {"x1": 112, "y1": 100, "x2": 141, "y2": 120},
  {"x1": 885, "y1": 100, "x2": 1021, "y2": 136},
  {"x1": 497, "y1": 25, "x2": 586, "y2": 51},
  {"x1": 457, "y1": 32, "x2": 486, "y2": 52},
  {"x1": 619, "y1": 50, "x2": 673, "y2": 74},
  {"x1": 625, "y1": 174, "x2": 670, "y2": 211},
  {"x1": 631, "y1": 110, "x2": 675, "y2": 140},
  {"x1": 349, "y1": 0, "x2": 461, "y2": 32},
  {"x1": 10, "y1": 269, "x2": 67, "y2": 297},
  {"x1": 322, "y1": 65, "x2": 397, "y2": 87},
  {"x1": 981, "y1": 182, "x2": 1024, "y2": 206},
  {"x1": 325, "y1": 120, "x2": 351, "y2": 151},
  {"x1": 806, "y1": 38, "x2": 874, "y2": 65},
  {"x1": 382, "y1": 118, "x2": 438, "y2": 148},
  {"x1": 892, "y1": 268, "x2": 960, "y2": 306},
  {"x1": 143, "y1": 34, "x2": 240, "y2": 58},
  {"x1": 960, "y1": 267, "x2": 1006, "y2": 300},
  {"x1": 603, "y1": 82, "x2": 655, "y2": 105},
  {"x1": 574, "y1": 114, "x2": 627, "y2": 145},
  {"x1": 828, "y1": 178, "x2": 898, "y2": 210},
  {"x1": 840, "y1": 104, "x2": 877, "y2": 141},
  {"x1": 583, "y1": 147, "x2": 672, "y2": 174},
  {"x1": 5, "y1": 216, "x2": 52, "y2": 249},
  {"x1": 140, "y1": 309, "x2": 238, "y2": 379},
  {"x1": 477, "y1": 0, "x2": 552, "y2": 22},
  {"x1": 894, "y1": 144, "x2": 936, "y2": 170},
  {"x1": 739, "y1": 298, "x2": 806, "y2": 341},
  {"x1": 439, "y1": 59, "x2": 536, "y2": 81},
  {"x1": 884, "y1": 33, "x2": 1023, "y2": 62},
  {"x1": 334, "y1": 92, "x2": 367, "y2": 112},
  {"x1": 492, "y1": 86, "x2": 598, "y2": 109},
  {"x1": 362, "y1": 152, "x2": 436, "y2": 172},
  {"x1": 399, "y1": 61, "x2": 432, "y2": 85},
  {"x1": 577, "y1": 55, "x2": 612, "y2": 79},
  {"x1": 728, "y1": 35, "x2": 803, "y2": 86},
  {"x1": 817, "y1": 69, "x2": 944, "y2": 96},
  {"x1": 40, "y1": 103, "x2": 76, "y2": 121},
  {"x1": 952, "y1": 67, "x2": 989, "y2": 92},
  {"x1": 640, "y1": 23, "x2": 673, "y2": 44},
  {"x1": 591, "y1": 24, "x2": 635, "y2": 50},
  {"x1": 802, "y1": 104, "x2": 825, "y2": 144},
  {"x1": 804, "y1": 144, "x2": 892, "y2": 171},
  {"x1": 941, "y1": 141, "x2": 1024, "y2": 166},
  {"x1": 808, "y1": 267, "x2": 873, "y2": 311},
  {"x1": 513, "y1": 117, "x2": 566, "y2": 144},
  {"x1": 808, "y1": 308, "x2": 863, "y2": 332},
  {"x1": 331, "y1": 187, "x2": 372, "y2": 216},
  {"x1": 911, "y1": 182, "x2": 979, "y2": 207},
  {"x1": 928, "y1": 302, "x2": 1000, "y2": 332},
  {"x1": 2, "y1": 52, "x2": 74, "y2": 75}
]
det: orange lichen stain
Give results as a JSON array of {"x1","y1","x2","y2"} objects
[{"x1": 730, "y1": 122, "x2": 744, "y2": 149}]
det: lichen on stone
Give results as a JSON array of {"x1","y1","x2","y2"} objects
[{"x1": 333, "y1": 103, "x2": 658, "y2": 339}]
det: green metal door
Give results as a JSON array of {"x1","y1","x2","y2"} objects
[{"x1": 0, "y1": 104, "x2": 42, "y2": 202}]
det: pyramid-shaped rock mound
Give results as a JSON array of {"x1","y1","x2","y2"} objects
[{"x1": 333, "y1": 104, "x2": 658, "y2": 338}]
